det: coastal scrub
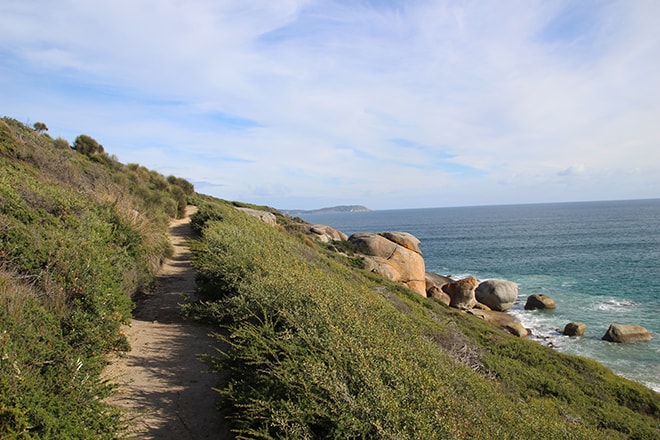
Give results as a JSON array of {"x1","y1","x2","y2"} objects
[{"x1": 187, "y1": 198, "x2": 660, "y2": 439}]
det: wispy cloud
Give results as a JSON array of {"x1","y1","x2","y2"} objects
[{"x1": 1, "y1": 0, "x2": 659, "y2": 209}]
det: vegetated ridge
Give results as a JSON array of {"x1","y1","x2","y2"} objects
[
  {"x1": 0, "y1": 117, "x2": 194, "y2": 438},
  {"x1": 1, "y1": 117, "x2": 659, "y2": 439}
]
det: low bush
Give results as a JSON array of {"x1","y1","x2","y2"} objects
[
  {"x1": 188, "y1": 199, "x2": 659, "y2": 438},
  {"x1": 0, "y1": 117, "x2": 191, "y2": 437}
]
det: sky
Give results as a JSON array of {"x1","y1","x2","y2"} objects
[{"x1": 1, "y1": 1, "x2": 659, "y2": 210}]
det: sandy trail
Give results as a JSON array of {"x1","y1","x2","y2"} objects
[{"x1": 104, "y1": 206, "x2": 231, "y2": 439}]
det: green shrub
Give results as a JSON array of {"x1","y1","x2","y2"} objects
[
  {"x1": 72, "y1": 134, "x2": 103, "y2": 155},
  {"x1": 187, "y1": 200, "x2": 659, "y2": 438},
  {"x1": 0, "y1": 117, "x2": 188, "y2": 437}
]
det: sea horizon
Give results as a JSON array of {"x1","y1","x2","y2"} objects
[{"x1": 347, "y1": 196, "x2": 660, "y2": 214}]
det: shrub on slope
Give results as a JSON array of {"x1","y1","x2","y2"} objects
[
  {"x1": 0, "y1": 117, "x2": 193, "y2": 438},
  {"x1": 188, "y1": 199, "x2": 659, "y2": 439}
]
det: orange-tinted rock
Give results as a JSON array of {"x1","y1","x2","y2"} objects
[
  {"x1": 425, "y1": 272, "x2": 453, "y2": 292},
  {"x1": 350, "y1": 232, "x2": 426, "y2": 296},
  {"x1": 441, "y1": 277, "x2": 479, "y2": 310},
  {"x1": 427, "y1": 285, "x2": 451, "y2": 306},
  {"x1": 306, "y1": 224, "x2": 348, "y2": 243},
  {"x1": 468, "y1": 309, "x2": 528, "y2": 338}
]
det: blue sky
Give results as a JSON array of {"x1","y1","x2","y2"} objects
[{"x1": 1, "y1": 1, "x2": 659, "y2": 210}]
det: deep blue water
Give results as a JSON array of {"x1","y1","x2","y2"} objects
[{"x1": 302, "y1": 199, "x2": 660, "y2": 392}]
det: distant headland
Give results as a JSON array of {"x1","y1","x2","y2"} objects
[{"x1": 282, "y1": 205, "x2": 371, "y2": 216}]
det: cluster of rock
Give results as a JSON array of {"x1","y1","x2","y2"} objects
[
  {"x1": 346, "y1": 229, "x2": 652, "y2": 344},
  {"x1": 346, "y1": 231, "x2": 530, "y2": 337},
  {"x1": 238, "y1": 209, "x2": 654, "y2": 345},
  {"x1": 560, "y1": 321, "x2": 653, "y2": 343}
]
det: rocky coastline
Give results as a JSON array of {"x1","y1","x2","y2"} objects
[{"x1": 239, "y1": 206, "x2": 653, "y2": 345}]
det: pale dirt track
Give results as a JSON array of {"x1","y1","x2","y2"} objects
[{"x1": 104, "y1": 206, "x2": 232, "y2": 439}]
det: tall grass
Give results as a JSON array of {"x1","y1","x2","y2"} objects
[{"x1": 188, "y1": 199, "x2": 659, "y2": 439}]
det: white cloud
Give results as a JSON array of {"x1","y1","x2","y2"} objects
[
  {"x1": 558, "y1": 164, "x2": 586, "y2": 177},
  {"x1": 1, "y1": 0, "x2": 659, "y2": 209}
]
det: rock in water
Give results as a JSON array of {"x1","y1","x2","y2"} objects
[
  {"x1": 563, "y1": 322, "x2": 587, "y2": 337},
  {"x1": 602, "y1": 324, "x2": 652, "y2": 343},
  {"x1": 524, "y1": 294, "x2": 556, "y2": 310},
  {"x1": 475, "y1": 279, "x2": 519, "y2": 311}
]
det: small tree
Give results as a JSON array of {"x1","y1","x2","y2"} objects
[
  {"x1": 73, "y1": 134, "x2": 104, "y2": 155},
  {"x1": 33, "y1": 122, "x2": 48, "y2": 134}
]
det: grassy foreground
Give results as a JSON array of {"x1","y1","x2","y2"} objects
[
  {"x1": 188, "y1": 197, "x2": 660, "y2": 439},
  {"x1": 0, "y1": 118, "x2": 193, "y2": 438}
]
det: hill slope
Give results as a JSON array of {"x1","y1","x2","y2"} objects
[
  {"x1": 187, "y1": 197, "x2": 660, "y2": 439},
  {"x1": 0, "y1": 118, "x2": 194, "y2": 438}
]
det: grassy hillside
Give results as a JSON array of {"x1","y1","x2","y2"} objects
[
  {"x1": 187, "y1": 197, "x2": 660, "y2": 439},
  {"x1": 0, "y1": 118, "x2": 193, "y2": 438}
]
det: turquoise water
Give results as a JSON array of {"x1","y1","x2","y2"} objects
[{"x1": 302, "y1": 199, "x2": 660, "y2": 392}]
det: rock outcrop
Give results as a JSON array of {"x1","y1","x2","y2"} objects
[
  {"x1": 563, "y1": 322, "x2": 587, "y2": 337},
  {"x1": 304, "y1": 224, "x2": 348, "y2": 243},
  {"x1": 524, "y1": 294, "x2": 556, "y2": 310},
  {"x1": 602, "y1": 324, "x2": 652, "y2": 343},
  {"x1": 468, "y1": 309, "x2": 528, "y2": 338},
  {"x1": 349, "y1": 232, "x2": 426, "y2": 296},
  {"x1": 377, "y1": 232, "x2": 422, "y2": 253},
  {"x1": 236, "y1": 207, "x2": 277, "y2": 225},
  {"x1": 425, "y1": 272, "x2": 454, "y2": 293},
  {"x1": 427, "y1": 285, "x2": 451, "y2": 306},
  {"x1": 441, "y1": 277, "x2": 479, "y2": 310},
  {"x1": 475, "y1": 279, "x2": 518, "y2": 311}
]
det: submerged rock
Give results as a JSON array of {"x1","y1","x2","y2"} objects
[
  {"x1": 602, "y1": 324, "x2": 652, "y2": 343},
  {"x1": 524, "y1": 294, "x2": 556, "y2": 310},
  {"x1": 563, "y1": 322, "x2": 587, "y2": 337},
  {"x1": 475, "y1": 279, "x2": 519, "y2": 311}
]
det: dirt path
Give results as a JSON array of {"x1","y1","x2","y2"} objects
[{"x1": 104, "y1": 206, "x2": 231, "y2": 439}]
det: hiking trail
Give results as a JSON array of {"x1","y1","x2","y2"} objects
[{"x1": 104, "y1": 206, "x2": 231, "y2": 439}]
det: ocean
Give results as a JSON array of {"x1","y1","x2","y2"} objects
[{"x1": 301, "y1": 199, "x2": 660, "y2": 392}]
